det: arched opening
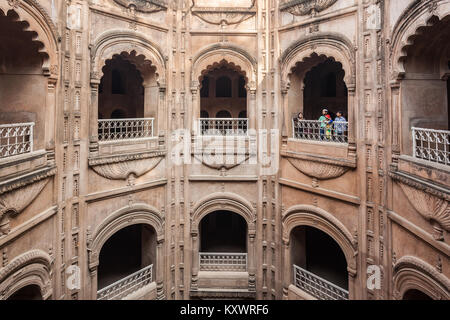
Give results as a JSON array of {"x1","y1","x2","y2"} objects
[
  {"x1": 97, "y1": 224, "x2": 156, "y2": 300},
  {"x1": 0, "y1": 10, "x2": 48, "y2": 158},
  {"x1": 289, "y1": 55, "x2": 348, "y2": 143},
  {"x1": 399, "y1": 16, "x2": 450, "y2": 165},
  {"x1": 199, "y1": 211, "x2": 247, "y2": 271},
  {"x1": 290, "y1": 226, "x2": 349, "y2": 300},
  {"x1": 402, "y1": 289, "x2": 433, "y2": 300},
  {"x1": 96, "y1": 51, "x2": 158, "y2": 142},
  {"x1": 7, "y1": 285, "x2": 43, "y2": 300},
  {"x1": 99, "y1": 55, "x2": 143, "y2": 119},
  {"x1": 199, "y1": 63, "x2": 248, "y2": 136}
]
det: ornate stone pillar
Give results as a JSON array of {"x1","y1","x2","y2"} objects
[
  {"x1": 390, "y1": 82, "x2": 401, "y2": 164},
  {"x1": 280, "y1": 82, "x2": 289, "y2": 146},
  {"x1": 158, "y1": 83, "x2": 167, "y2": 137},
  {"x1": 248, "y1": 86, "x2": 257, "y2": 131},
  {"x1": 347, "y1": 269, "x2": 357, "y2": 300},
  {"x1": 45, "y1": 77, "x2": 57, "y2": 161},
  {"x1": 156, "y1": 238, "x2": 165, "y2": 300},
  {"x1": 248, "y1": 229, "x2": 256, "y2": 292},
  {"x1": 89, "y1": 267, "x2": 98, "y2": 300},
  {"x1": 190, "y1": 230, "x2": 199, "y2": 291},
  {"x1": 282, "y1": 238, "x2": 290, "y2": 300},
  {"x1": 191, "y1": 81, "x2": 200, "y2": 136},
  {"x1": 347, "y1": 84, "x2": 357, "y2": 158},
  {"x1": 89, "y1": 78, "x2": 101, "y2": 154}
]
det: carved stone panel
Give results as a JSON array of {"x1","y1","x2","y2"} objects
[
  {"x1": 280, "y1": 0, "x2": 338, "y2": 16},
  {"x1": 191, "y1": 0, "x2": 256, "y2": 25},
  {"x1": 113, "y1": 0, "x2": 167, "y2": 13},
  {"x1": 287, "y1": 157, "x2": 352, "y2": 180}
]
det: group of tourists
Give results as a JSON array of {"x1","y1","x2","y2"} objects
[{"x1": 294, "y1": 108, "x2": 347, "y2": 141}]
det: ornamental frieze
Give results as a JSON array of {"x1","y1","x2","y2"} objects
[
  {"x1": 280, "y1": 0, "x2": 338, "y2": 16},
  {"x1": 89, "y1": 151, "x2": 165, "y2": 180},
  {"x1": 191, "y1": 0, "x2": 256, "y2": 25},
  {"x1": 113, "y1": 0, "x2": 167, "y2": 13}
]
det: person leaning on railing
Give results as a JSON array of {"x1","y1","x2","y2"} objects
[
  {"x1": 318, "y1": 108, "x2": 333, "y2": 140},
  {"x1": 334, "y1": 111, "x2": 347, "y2": 139},
  {"x1": 294, "y1": 112, "x2": 305, "y2": 139}
]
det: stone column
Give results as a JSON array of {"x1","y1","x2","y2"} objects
[
  {"x1": 249, "y1": 87, "x2": 257, "y2": 131},
  {"x1": 156, "y1": 238, "x2": 165, "y2": 299},
  {"x1": 89, "y1": 79, "x2": 100, "y2": 154},
  {"x1": 280, "y1": 82, "x2": 289, "y2": 146},
  {"x1": 348, "y1": 269, "x2": 357, "y2": 300},
  {"x1": 45, "y1": 77, "x2": 57, "y2": 161},
  {"x1": 191, "y1": 81, "x2": 200, "y2": 136},
  {"x1": 190, "y1": 230, "x2": 199, "y2": 291},
  {"x1": 158, "y1": 83, "x2": 167, "y2": 137},
  {"x1": 89, "y1": 267, "x2": 98, "y2": 300},
  {"x1": 248, "y1": 229, "x2": 256, "y2": 292},
  {"x1": 347, "y1": 84, "x2": 357, "y2": 158},
  {"x1": 390, "y1": 82, "x2": 401, "y2": 163},
  {"x1": 282, "y1": 238, "x2": 290, "y2": 300}
]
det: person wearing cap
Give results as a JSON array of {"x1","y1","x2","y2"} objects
[{"x1": 318, "y1": 108, "x2": 332, "y2": 140}]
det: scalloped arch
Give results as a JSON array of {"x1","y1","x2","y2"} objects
[
  {"x1": 192, "y1": 43, "x2": 257, "y2": 87},
  {"x1": 280, "y1": 33, "x2": 355, "y2": 88},
  {"x1": 0, "y1": 1, "x2": 59, "y2": 76},
  {"x1": 390, "y1": 0, "x2": 450, "y2": 79},
  {"x1": 393, "y1": 256, "x2": 450, "y2": 300},
  {"x1": 191, "y1": 192, "x2": 256, "y2": 233},
  {"x1": 282, "y1": 204, "x2": 357, "y2": 274},
  {"x1": 88, "y1": 203, "x2": 164, "y2": 269},
  {"x1": 91, "y1": 30, "x2": 167, "y2": 84}
]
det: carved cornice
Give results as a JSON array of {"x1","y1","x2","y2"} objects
[
  {"x1": 89, "y1": 151, "x2": 165, "y2": 180},
  {"x1": 283, "y1": 151, "x2": 356, "y2": 180},
  {"x1": 191, "y1": 0, "x2": 256, "y2": 25},
  {"x1": 0, "y1": 165, "x2": 56, "y2": 196},
  {"x1": 193, "y1": 152, "x2": 251, "y2": 170},
  {"x1": 113, "y1": 0, "x2": 167, "y2": 13},
  {"x1": 280, "y1": 0, "x2": 338, "y2": 16},
  {"x1": 390, "y1": 169, "x2": 450, "y2": 238}
]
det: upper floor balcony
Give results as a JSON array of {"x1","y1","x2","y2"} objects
[
  {"x1": 0, "y1": 123, "x2": 34, "y2": 159},
  {"x1": 98, "y1": 118, "x2": 154, "y2": 142},
  {"x1": 199, "y1": 118, "x2": 248, "y2": 137},
  {"x1": 412, "y1": 127, "x2": 450, "y2": 166}
]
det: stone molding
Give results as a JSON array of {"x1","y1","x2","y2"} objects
[
  {"x1": 113, "y1": 0, "x2": 167, "y2": 13},
  {"x1": 89, "y1": 151, "x2": 165, "y2": 180},
  {"x1": 393, "y1": 255, "x2": 450, "y2": 300},
  {"x1": 280, "y1": 0, "x2": 338, "y2": 16},
  {"x1": 190, "y1": 0, "x2": 256, "y2": 25}
]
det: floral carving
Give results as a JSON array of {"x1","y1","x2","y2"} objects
[
  {"x1": 280, "y1": 0, "x2": 338, "y2": 16},
  {"x1": 113, "y1": 0, "x2": 167, "y2": 13},
  {"x1": 90, "y1": 152, "x2": 164, "y2": 180},
  {"x1": 287, "y1": 157, "x2": 351, "y2": 180}
]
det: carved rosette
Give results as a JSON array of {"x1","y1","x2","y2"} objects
[
  {"x1": 89, "y1": 152, "x2": 164, "y2": 180},
  {"x1": 398, "y1": 183, "x2": 450, "y2": 240},
  {"x1": 280, "y1": 0, "x2": 338, "y2": 16},
  {"x1": 113, "y1": 0, "x2": 167, "y2": 13},
  {"x1": 287, "y1": 157, "x2": 351, "y2": 180}
]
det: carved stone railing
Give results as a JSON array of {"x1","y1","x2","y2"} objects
[
  {"x1": 292, "y1": 119, "x2": 348, "y2": 143},
  {"x1": 412, "y1": 127, "x2": 450, "y2": 166},
  {"x1": 97, "y1": 264, "x2": 153, "y2": 300},
  {"x1": 199, "y1": 118, "x2": 248, "y2": 136},
  {"x1": 293, "y1": 264, "x2": 348, "y2": 300},
  {"x1": 98, "y1": 118, "x2": 154, "y2": 142},
  {"x1": 0, "y1": 123, "x2": 34, "y2": 158},
  {"x1": 199, "y1": 252, "x2": 247, "y2": 271}
]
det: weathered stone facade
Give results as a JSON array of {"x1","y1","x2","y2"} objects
[{"x1": 0, "y1": 0, "x2": 449, "y2": 300}]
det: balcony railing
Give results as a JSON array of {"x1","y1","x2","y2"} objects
[
  {"x1": 412, "y1": 127, "x2": 450, "y2": 166},
  {"x1": 199, "y1": 118, "x2": 248, "y2": 136},
  {"x1": 199, "y1": 252, "x2": 247, "y2": 271},
  {"x1": 97, "y1": 264, "x2": 153, "y2": 300},
  {"x1": 0, "y1": 122, "x2": 34, "y2": 159},
  {"x1": 98, "y1": 118, "x2": 154, "y2": 142},
  {"x1": 293, "y1": 264, "x2": 348, "y2": 300},
  {"x1": 292, "y1": 119, "x2": 348, "y2": 143}
]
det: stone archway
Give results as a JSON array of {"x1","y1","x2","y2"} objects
[
  {"x1": 281, "y1": 205, "x2": 358, "y2": 300},
  {"x1": 87, "y1": 203, "x2": 165, "y2": 300}
]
